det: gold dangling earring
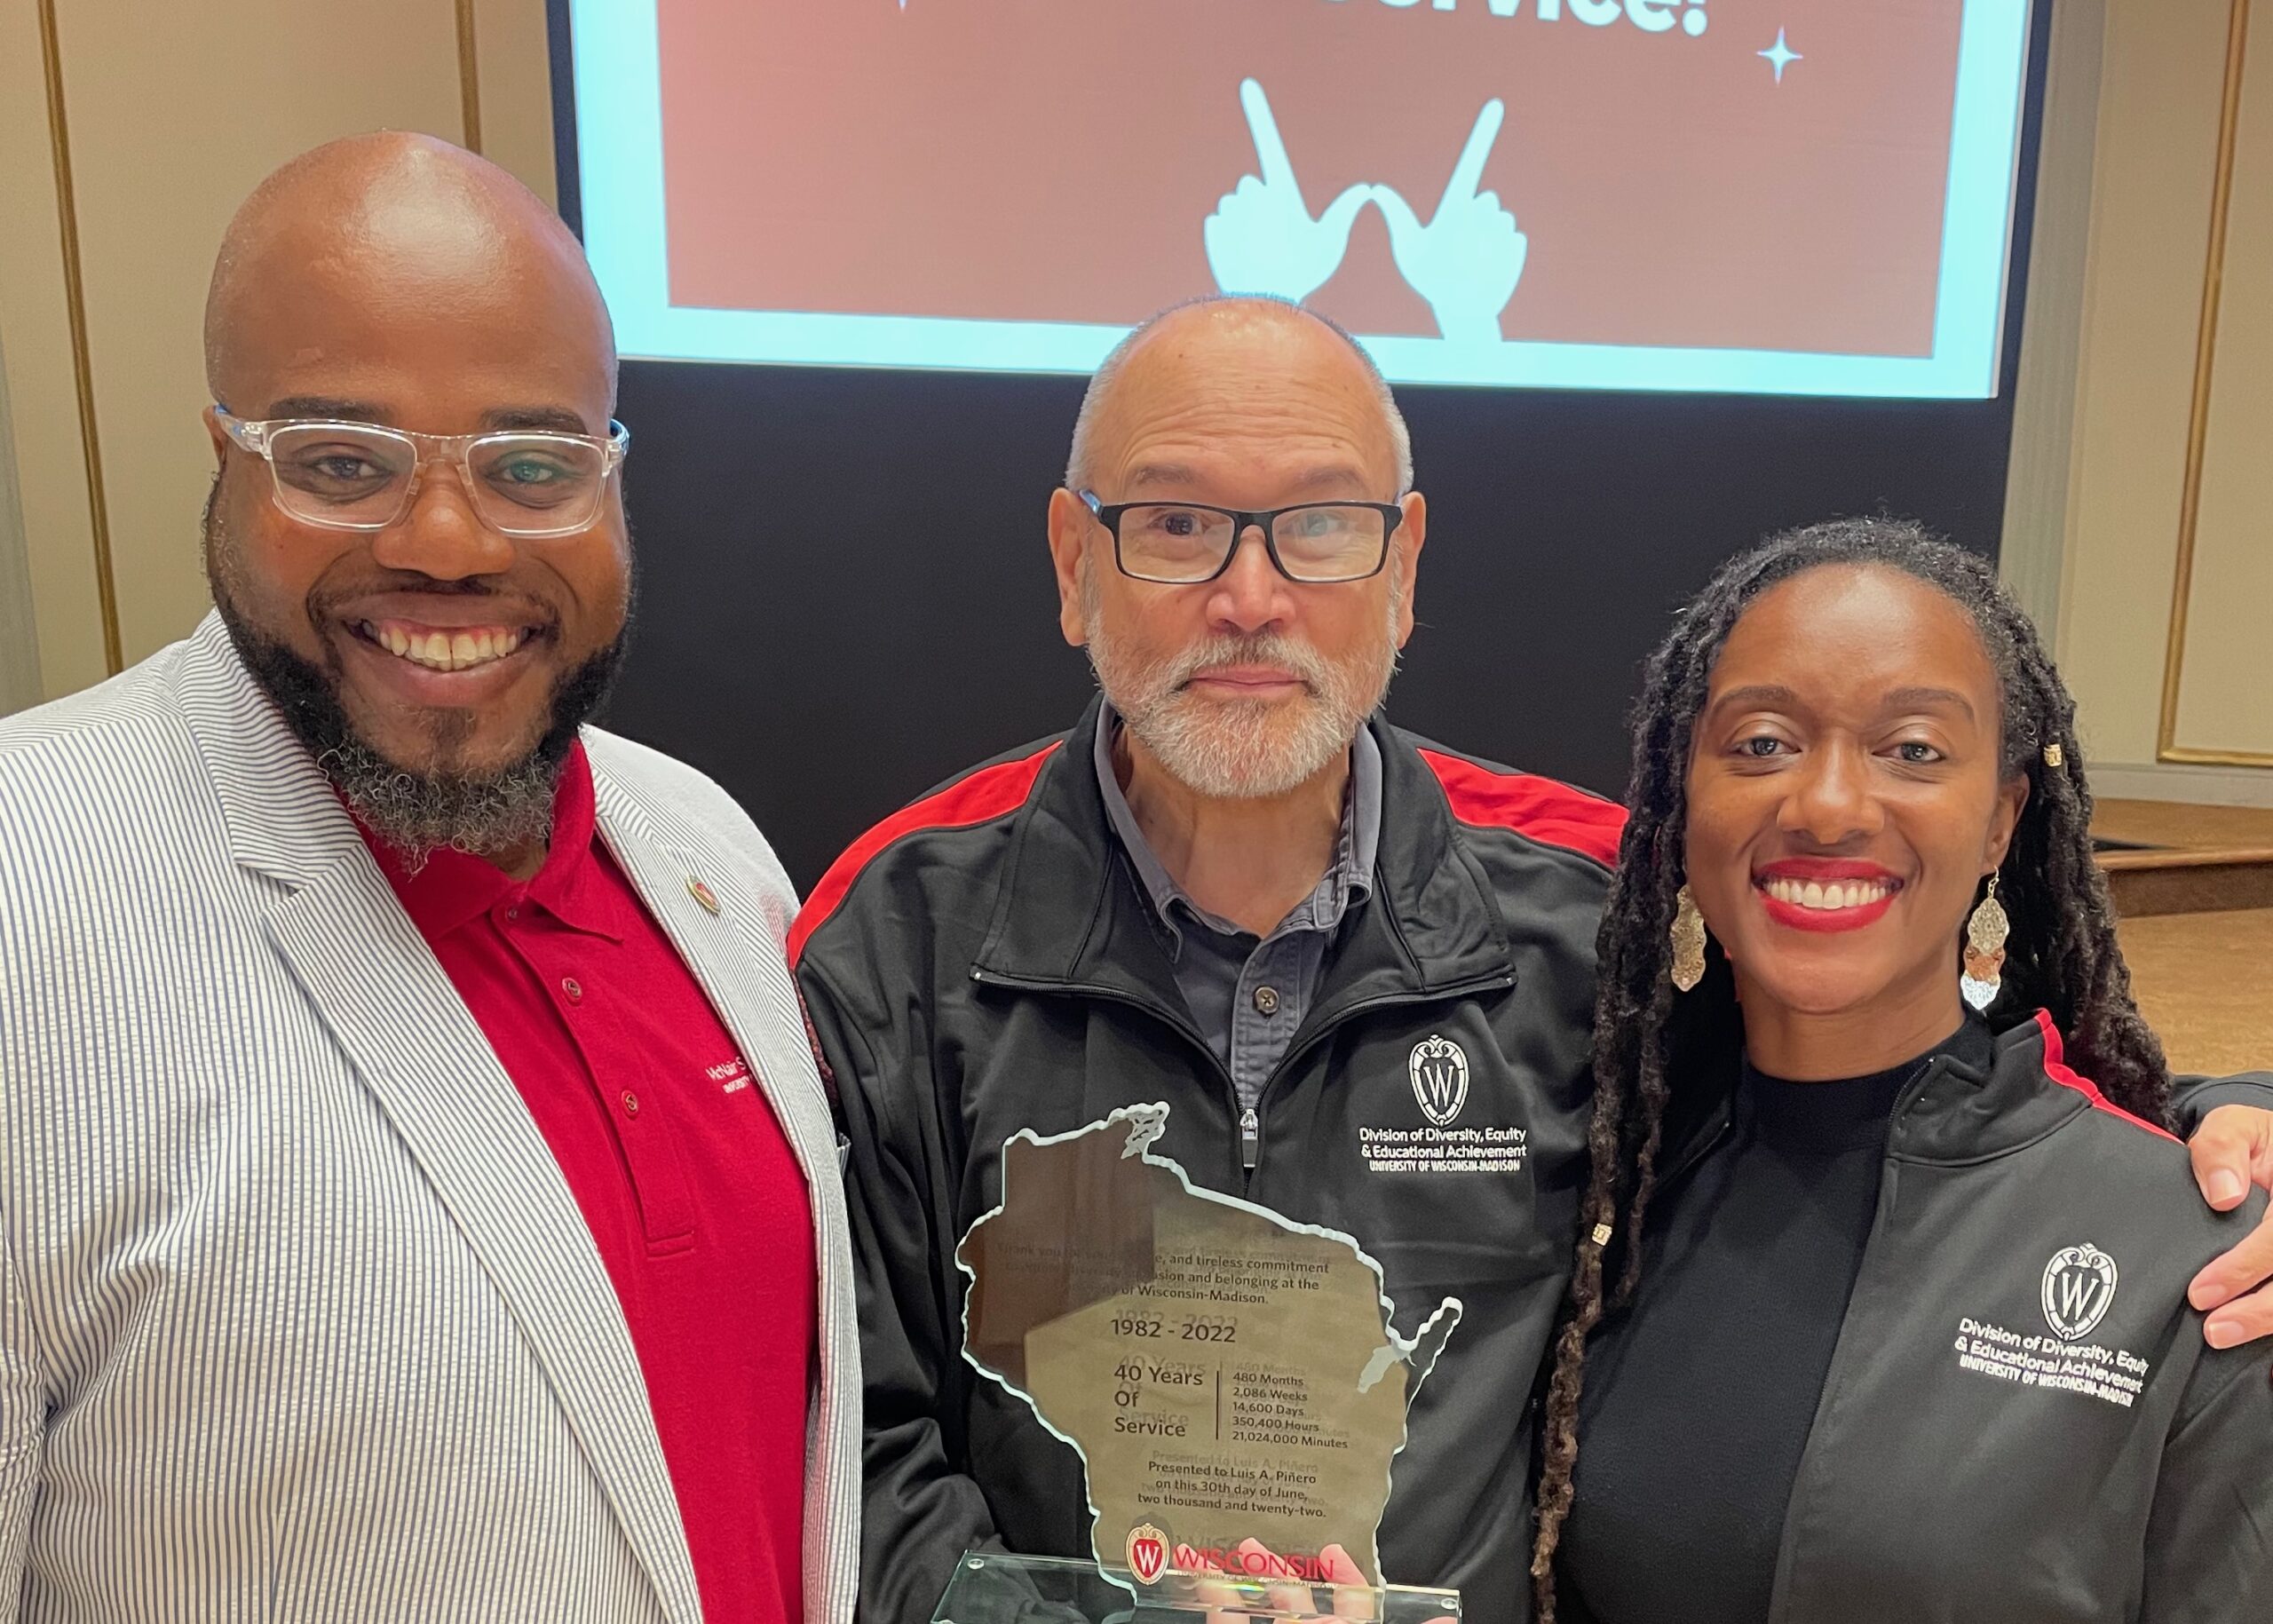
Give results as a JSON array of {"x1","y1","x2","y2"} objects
[
  {"x1": 1670, "y1": 884, "x2": 1707, "y2": 993},
  {"x1": 1961, "y1": 875, "x2": 2009, "y2": 1012}
]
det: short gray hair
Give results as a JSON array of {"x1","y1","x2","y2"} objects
[{"x1": 1064, "y1": 295, "x2": 1414, "y2": 497}]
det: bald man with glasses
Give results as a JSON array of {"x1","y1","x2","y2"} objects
[{"x1": 793, "y1": 294, "x2": 1626, "y2": 1621}]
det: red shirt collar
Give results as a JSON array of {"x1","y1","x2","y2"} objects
[{"x1": 359, "y1": 741, "x2": 622, "y2": 942}]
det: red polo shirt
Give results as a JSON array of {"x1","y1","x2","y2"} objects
[{"x1": 360, "y1": 744, "x2": 812, "y2": 1623}]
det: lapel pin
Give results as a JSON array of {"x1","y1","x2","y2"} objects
[{"x1": 688, "y1": 877, "x2": 722, "y2": 915}]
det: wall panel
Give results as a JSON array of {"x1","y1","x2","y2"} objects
[
  {"x1": 2166, "y1": 1, "x2": 2272, "y2": 762},
  {"x1": 2055, "y1": 0, "x2": 2273, "y2": 796},
  {"x1": 0, "y1": 0, "x2": 108, "y2": 700}
]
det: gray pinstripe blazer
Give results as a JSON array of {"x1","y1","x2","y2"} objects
[{"x1": 0, "y1": 615, "x2": 859, "y2": 1623}]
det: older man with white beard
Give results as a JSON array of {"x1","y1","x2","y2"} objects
[{"x1": 792, "y1": 296, "x2": 1627, "y2": 1622}]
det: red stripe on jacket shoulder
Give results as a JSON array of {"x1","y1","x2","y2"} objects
[
  {"x1": 788, "y1": 741, "x2": 1062, "y2": 966},
  {"x1": 2033, "y1": 1010, "x2": 2182, "y2": 1143},
  {"x1": 1417, "y1": 748, "x2": 1628, "y2": 868}
]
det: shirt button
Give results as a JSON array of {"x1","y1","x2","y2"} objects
[
  {"x1": 621, "y1": 1090, "x2": 640, "y2": 1117},
  {"x1": 561, "y1": 977, "x2": 583, "y2": 1003},
  {"x1": 1253, "y1": 986, "x2": 1280, "y2": 1016}
]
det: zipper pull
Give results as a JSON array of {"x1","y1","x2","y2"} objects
[{"x1": 1239, "y1": 1107, "x2": 1261, "y2": 1171}]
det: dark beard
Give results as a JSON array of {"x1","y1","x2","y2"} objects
[{"x1": 206, "y1": 495, "x2": 630, "y2": 865}]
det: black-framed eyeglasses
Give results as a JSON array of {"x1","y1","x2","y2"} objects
[{"x1": 1080, "y1": 489, "x2": 1401, "y2": 585}]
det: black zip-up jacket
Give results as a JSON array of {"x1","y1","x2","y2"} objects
[
  {"x1": 1564, "y1": 1012, "x2": 2273, "y2": 1622},
  {"x1": 795, "y1": 701, "x2": 2272, "y2": 1622},
  {"x1": 792, "y1": 702, "x2": 1625, "y2": 1622}
]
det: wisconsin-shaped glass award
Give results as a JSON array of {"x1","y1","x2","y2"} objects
[{"x1": 932, "y1": 1104, "x2": 1463, "y2": 1622}]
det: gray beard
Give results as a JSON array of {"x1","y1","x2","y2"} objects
[
  {"x1": 204, "y1": 490, "x2": 625, "y2": 866},
  {"x1": 1079, "y1": 555, "x2": 1401, "y2": 800}
]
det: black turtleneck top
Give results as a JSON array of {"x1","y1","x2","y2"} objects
[{"x1": 1558, "y1": 1017, "x2": 1998, "y2": 1624}]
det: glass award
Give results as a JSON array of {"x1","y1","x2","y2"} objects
[{"x1": 933, "y1": 1104, "x2": 1464, "y2": 1622}]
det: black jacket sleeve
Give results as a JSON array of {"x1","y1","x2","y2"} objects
[
  {"x1": 2140, "y1": 1334, "x2": 2273, "y2": 1620},
  {"x1": 798, "y1": 954, "x2": 1001, "y2": 1624},
  {"x1": 2170, "y1": 1071, "x2": 2273, "y2": 1133}
]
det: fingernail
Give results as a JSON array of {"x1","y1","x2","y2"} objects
[
  {"x1": 2207, "y1": 1318, "x2": 2245, "y2": 1350},
  {"x1": 2211, "y1": 1171, "x2": 2247, "y2": 1205},
  {"x1": 2190, "y1": 1279, "x2": 2219, "y2": 1311}
]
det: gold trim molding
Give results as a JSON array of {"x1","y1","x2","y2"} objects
[
  {"x1": 2157, "y1": 0, "x2": 2267, "y2": 768},
  {"x1": 36, "y1": 0, "x2": 121, "y2": 677},
  {"x1": 456, "y1": 0, "x2": 484, "y2": 154}
]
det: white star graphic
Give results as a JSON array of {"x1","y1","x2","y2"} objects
[{"x1": 1760, "y1": 28, "x2": 1802, "y2": 83}]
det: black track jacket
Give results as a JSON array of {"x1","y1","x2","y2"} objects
[
  {"x1": 793, "y1": 701, "x2": 1624, "y2": 1621},
  {"x1": 1564, "y1": 1012, "x2": 2273, "y2": 1622}
]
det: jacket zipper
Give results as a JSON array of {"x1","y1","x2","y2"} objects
[
  {"x1": 1763, "y1": 1060, "x2": 1954, "y2": 1624},
  {"x1": 1243, "y1": 970, "x2": 1518, "y2": 1188},
  {"x1": 1656, "y1": 1113, "x2": 1734, "y2": 1193},
  {"x1": 973, "y1": 965, "x2": 1517, "y2": 1190}
]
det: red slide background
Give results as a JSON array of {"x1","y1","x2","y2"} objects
[{"x1": 656, "y1": 0, "x2": 1961, "y2": 355}]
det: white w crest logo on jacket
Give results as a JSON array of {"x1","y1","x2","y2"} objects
[
  {"x1": 1408, "y1": 1034, "x2": 1469, "y2": 1128},
  {"x1": 2042, "y1": 1243, "x2": 2119, "y2": 1342}
]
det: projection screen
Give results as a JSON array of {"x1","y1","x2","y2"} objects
[{"x1": 566, "y1": 0, "x2": 2033, "y2": 398}]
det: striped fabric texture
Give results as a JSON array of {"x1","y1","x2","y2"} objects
[{"x1": 0, "y1": 615, "x2": 859, "y2": 1624}]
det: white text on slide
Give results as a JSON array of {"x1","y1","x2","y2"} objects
[{"x1": 1326, "y1": 0, "x2": 1712, "y2": 36}]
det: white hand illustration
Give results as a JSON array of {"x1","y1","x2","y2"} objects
[
  {"x1": 1203, "y1": 79, "x2": 1373, "y2": 304},
  {"x1": 1371, "y1": 101, "x2": 1527, "y2": 345}
]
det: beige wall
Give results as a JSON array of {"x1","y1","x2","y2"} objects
[
  {"x1": 0, "y1": 0, "x2": 555, "y2": 714},
  {"x1": 0, "y1": 327, "x2": 41, "y2": 713},
  {"x1": 2166, "y1": 9, "x2": 2273, "y2": 760},
  {"x1": 2047, "y1": 0, "x2": 2273, "y2": 802}
]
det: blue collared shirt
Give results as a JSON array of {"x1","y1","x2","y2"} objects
[{"x1": 1093, "y1": 705, "x2": 1382, "y2": 1118}]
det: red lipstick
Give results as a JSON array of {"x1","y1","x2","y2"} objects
[{"x1": 1753, "y1": 860, "x2": 1903, "y2": 935}]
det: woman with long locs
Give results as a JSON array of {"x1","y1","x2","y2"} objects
[{"x1": 1533, "y1": 519, "x2": 2273, "y2": 1622}]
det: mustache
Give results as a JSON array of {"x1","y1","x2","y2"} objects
[
  {"x1": 1165, "y1": 634, "x2": 1332, "y2": 693},
  {"x1": 305, "y1": 573, "x2": 565, "y2": 638}
]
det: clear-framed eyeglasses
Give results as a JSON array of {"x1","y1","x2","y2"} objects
[
  {"x1": 1080, "y1": 489, "x2": 1401, "y2": 585},
  {"x1": 215, "y1": 410, "x2": 630, "y2": 539}
]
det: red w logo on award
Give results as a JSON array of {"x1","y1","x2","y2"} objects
[{"x1": 1126, "y1": 1523, "x2": 1170, "y2": 1585}]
